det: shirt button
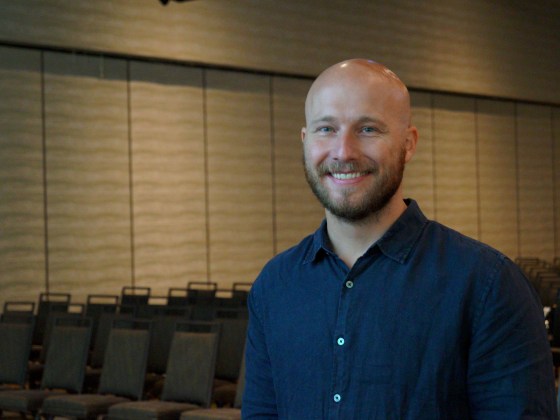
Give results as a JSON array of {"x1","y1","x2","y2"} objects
[
  {"x1": 337, "y1": 337, "x2": 345, "y2": 346},
  {"x1": 345, "y1": 280, "x2": 354, "y2": 289},
  {"x1": 333, "y1": 394, "x2": 341, "y2": 403}
]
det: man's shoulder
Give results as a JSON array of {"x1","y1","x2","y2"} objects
[{"x1": 424, "y1": 219, "x2": 513, "y2": 271}]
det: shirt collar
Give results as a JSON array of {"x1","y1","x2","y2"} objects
[{"x1": 303, "y1": 199, "x2": 428, "y2": 265}]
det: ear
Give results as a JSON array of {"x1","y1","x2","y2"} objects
[
  {"x1": 403, "y1": 125, "x2": 418, "y2": 163},
  {"x1": 301, "y1": 127, "x2": 307, "y2": 143}
]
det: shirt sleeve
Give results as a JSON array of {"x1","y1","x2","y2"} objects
[
  {"x1": 467, "y1": 257, "x2": 557, "y2": 419},
  {"x1": 242, "y1": 276, "x2": 279, "y2": 419}
]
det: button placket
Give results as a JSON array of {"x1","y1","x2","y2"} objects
[{"x1": 330, "y1": 274, "x2": 353, "y2": 414}]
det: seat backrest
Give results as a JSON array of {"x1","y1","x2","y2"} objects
[
  {"x1": 214, "y1": 317, "x2": 248, "y2": 381},
  {"x1": 231, "y1": 282, "x2": 252, "y2": 307},
  {"x1": 175, "y1": 320, "x2": 221, "y2": 335},
  {"x1": 234, "y1": 347, "x2": 246, "y2": 409},
  {"x1": 167, "y1": 288, "x2": 189, "y2": 308},
  {"x1": 3, "y1": 301, "x2": 35, "y2": 314},
  {"x1": 186, "y1": 282, "x2": 217, "y2": 306},
  {"x1": 120, "y1": 286, "x2": 151, "y2": 307},
  {"x1": 86, "y1": 295, "x2": 119, "y2": 314},
  {"x1": 89, "y1": 312, "x2": 133, "y2": 368},
  {"x1": 0, "y1": 322, "x2": 34, "y2": 387},
  {"x1": 161, "y1": 332, "x2": 219, "y2": 407},
  {"x1": 147, "y1": 315, "x2": 189, "y2": 375},
  {"x1": 85, "y1": 295, "x2": 119, "y2": 349},
  {"x1": 41, "y1": 317, "x2": 92, "y2": 393},
  {"x1": 1, "y1": 311, "x2": 35, "y2": 326},
  {"x1": 34, "y1": 292, "x2": 71, "y2": 345},
  {"x1": 0, "y1": 301, "x2": 35, "y2": 325},
  {"x1": 98, "y1": 322, "x2": 151, "y2": 400},
  {"x1": 40, "y1": 311, "x2": 85, "y2": 363},
  {"x1": 214, "y1": 308, "x2": 248, "y2": 320}
]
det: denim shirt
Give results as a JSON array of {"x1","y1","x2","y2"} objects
[{"x1": 243, "y1": 200, "x2": 556, "y2": 419}]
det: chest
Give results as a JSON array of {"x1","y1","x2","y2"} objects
[{"x1": 264, "y1": 261, "x2": 474, "y2": 375}]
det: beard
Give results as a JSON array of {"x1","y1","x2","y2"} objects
[{"x1": 303, "y1": 148, "x2": 406, "y2": 223}]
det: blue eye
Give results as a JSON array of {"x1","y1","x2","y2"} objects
[
  {"x1": 361, "y1": 126, "x2": 378, "y2": 133},
  {"x1": 317, "y1": 126, "x2": 334, "y2": 133}
]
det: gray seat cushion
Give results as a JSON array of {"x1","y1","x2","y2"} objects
[
  {"x1": 0, "y1": 389, "x2": 65, "y2": 412},
  {"x1": 180, "y1": 408, "x2": 241, "y2": 420},
  {"x1": 108, "y1": 400, "x2": 200, "y2": 419},
  {"x1": 42, "y1": 394, "x2": 130, "y2": 417}
]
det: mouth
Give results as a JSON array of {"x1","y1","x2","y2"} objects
[{"x1": 330, "y1": 171, "x2": 369, "y2": 180}]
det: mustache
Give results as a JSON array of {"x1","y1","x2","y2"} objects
[{"x1": 316, "y1": 161, "x2": 378, "y2": 176}]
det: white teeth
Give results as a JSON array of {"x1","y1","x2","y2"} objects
[{"x1": 332, "y1": 172, "x2": 366, "y2": 180}]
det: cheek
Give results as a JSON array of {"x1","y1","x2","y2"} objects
[
  {"x1": 373, "y1": 142, "x2": 400, "y2": 162},
  {"x1": 303, "y1": 141, "x2": 327, "y2": 167}
]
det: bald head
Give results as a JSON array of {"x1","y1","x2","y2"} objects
[{"x1": 305, "y1": 59, "x2": 412, "y2": 128}]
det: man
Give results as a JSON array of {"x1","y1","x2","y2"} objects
[{"x1": 242, "y1": 59, "x2": 557, "y2": 419}]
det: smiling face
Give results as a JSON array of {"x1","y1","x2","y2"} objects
[{"x1": 301, "y1": 60, "x2": 417, "y2": 222}]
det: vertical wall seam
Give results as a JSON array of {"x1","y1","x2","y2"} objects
[
  {"x1": 551, "y1": 107, "x2": 558, "y2": 258},
  {"x1": 40, "y1": 51, "x2": 50, "y2": 293},
  {"x1": 126, "y1": 61, "x2": 136, "y2": 287},
  {"x1": 514, "y1": 103, "x2": 521, "y2": 257},
  {"x1": 430, "y1": 93, "x2": 438, "y2": 220},
  {"x1": 269, "y1": 76, "x2": 277, "y2": 256},
  {"x1": 474, "y1": 99, "x2": 482, "y2": 241},
  {"x1": 202, "y1": 69, "x2": 211, "y2": 283}
]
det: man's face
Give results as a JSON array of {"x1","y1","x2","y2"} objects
[{"x1": 301, "y1": 70, "x2": 413, "y2": 222}]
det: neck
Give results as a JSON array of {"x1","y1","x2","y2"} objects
[{"x1": 326, "y1": 194, "x2": 407, "y2": 268}]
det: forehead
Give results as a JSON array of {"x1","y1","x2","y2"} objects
[{"x1": 305, "y1": 76, "x2": 405, "y2": 124}]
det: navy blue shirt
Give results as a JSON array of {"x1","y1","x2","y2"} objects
[{"x1": 243, "y1": 200, "x2": 556, "y2": 419}]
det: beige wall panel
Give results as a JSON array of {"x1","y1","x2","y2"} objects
[
  {"x1": 404, "y1": 91, "x2": 435, "y2": 219},
  {"x1": 0, "y1": 1, "x2": 558, "y2": 103},
  {"x1": 476, "y1": 100, "x2": 518, "y2": 259},
  {"x1": 433, "y1": 95, "x2": 478, "y2": 239},
  {"x1": 377, "y1": 1, "x2": 559, "y2": 104},
  {"x1": 0, "y1": 47, "x2": 45, "y2": 308},
  {"x1": 130, "y1": 62, "x2": 207, "y2": 294},
  {"x1": 0, "y1": 1, "x2": 329, "y2": 77},
  {"x1": 555, "y1": 108, "x2": 560, "y2": 259},
  {"x1": 272, "y1": 77, "x2": 323, "y2": 254},
  {"x1": 44, "y1": 53, "x2": 131, "y2": 302},
  {"x1": 517, "y1": 104, "x2": 555, "y2": 260},
  {"x1": 206, "y1": 70, "x2": 273, "y2": 288}
]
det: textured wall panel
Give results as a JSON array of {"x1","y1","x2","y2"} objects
[
  {"x1": 130, "y1": 62, "x2": 207, "y2": 294},
  {"x1": 0, "y1": 0, "x2": 558, "y2": 103},
  {"x1": 433, "y1": 95, "x2": 478, "y2": 239},
  {"x1": 517, "y1": 104, "x2": 555, "y2": 259},
  {"x1": 476, "y1": 100, "x2": 518, "y2": 258},
  {"x1": 404, "y1": 91, "x2": 435, "y2": 219},
  {"x1": 44, "y1": 53, "x2": 132, "y2": 301},
  {"x1": 2, "y1": 48, "x2": 559, "y2": 305},
  {"x1": 0, "y1": 47, "x2": 45, "y2": 308},
  {"x1": 206, "y1": 70, "x2": 273, "y2": 288},
  {"x1": 272, "y1": 76, "x2": 323, "y2": 254}
]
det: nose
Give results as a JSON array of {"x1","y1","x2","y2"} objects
[{"x1": 333, "y1": 130, "x2": 360, "y2": 161}]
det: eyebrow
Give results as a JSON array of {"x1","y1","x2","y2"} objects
[{"x1": 310, "y1": 115, "x2": 388, "y2": 130}]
